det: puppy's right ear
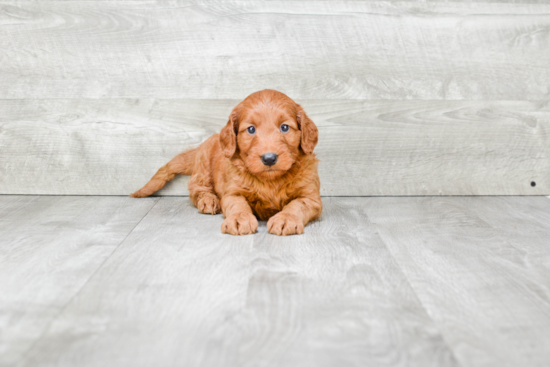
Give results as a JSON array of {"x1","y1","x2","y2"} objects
[{"x1": 219, "y1": 108, "x2": 239, "y2": 158}]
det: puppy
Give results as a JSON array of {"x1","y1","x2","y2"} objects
[{"x1": 130, "y1": 89, "x2": 322, "y2": 236}]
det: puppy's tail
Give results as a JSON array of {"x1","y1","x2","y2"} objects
[{"x1": 130, "y1": 148, "x2": 198, "y2": 198}]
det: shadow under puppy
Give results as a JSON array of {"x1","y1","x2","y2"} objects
[{"x1": 131, "y1": 89, "x2": 322, "y2": 235}]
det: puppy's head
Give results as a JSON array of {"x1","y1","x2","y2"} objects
[{"x1": 220, "y1": 90, "x2": 318, "y2": 179}]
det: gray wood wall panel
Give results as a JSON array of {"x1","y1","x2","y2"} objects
[
  {"x1": 2, "y1": 1, "x2": 548, "y2": 196},
  {"x1": 1, "y1": 99, "x2": 548, "y2": 196},
  {"x1": 1, "y1": 1, "x2": 549, "y2": 99},
  {"x1": 0, "y1": 195, "x2": 157, "y2": 367},
  {"x1": 18, "y1": 197, "x2": 458, "y2": 367}
]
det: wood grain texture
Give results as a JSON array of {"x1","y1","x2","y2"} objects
[
  {"x1": 365, "y1": 197, "x2": 550, "y2": 367},
  {"x1": 457, "y1": 196, "x2": 550, "y2": 270},
  {"x1": 4, "y1": 196, "x2": 550, "y2": 366},
  {"x1": 1, "y1": 99, "x2": 548, "y2": 196},
  {"x1": 16, "y1": 197, "x2": 458, "y2": 367},
  {"x1": 236, "y1": 197, "x2": 457, "y2": 367},
  {"x1": 18, "y1": 197, "x2": 256, "y2": 367},
  {"x1": 0, "y1": 195, "x2": 157, "y2": 367},
  {"x1": 1, "y1": 1, "x2": 549, "y2": 99}
]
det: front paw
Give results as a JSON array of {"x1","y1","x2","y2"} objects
[
  {"x1": 267, "y1": 212, "x2": 304, "y2": 236},
  {"x1": 197, "y1": 194, "x2": 221, "y2": 215},
  {"x1": 221, "y1": 212, "x2": 258, "y2": 235}
]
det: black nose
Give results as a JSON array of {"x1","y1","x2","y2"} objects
[{"x1": 261, "y1": 153, "x2": 278, "y2": 166}]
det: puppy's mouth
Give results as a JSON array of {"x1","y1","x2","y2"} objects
[
  {"x1": 256, "y1": 166, "x2": 287, "y2": 178},
  {"x1": 262, "y1": 167, "x2": 282, "y2": 173}
]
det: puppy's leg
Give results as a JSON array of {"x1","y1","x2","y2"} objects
[
  {"x1": 130, "y1": 148, "x2": 197, "y2": 198},
  {"x1": 194, "y1": 192, "x2": 221, "y2": 215},
  {"x1": 188, "y1": 174, "x2": 221, "y2": 215},
  {"x1": 220, "y1": 196, "x2": 258, "y2": 235},
  {"x1": 187, "y1": 141, "x2": 221, "y2": 215},
  {"x1": 267, "y1": 196, "x2": 322, "y2": 236}
]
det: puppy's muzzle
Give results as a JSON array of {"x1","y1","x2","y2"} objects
[{"x1": 261, "y1": 153, "x2": 278, "y2": 166}]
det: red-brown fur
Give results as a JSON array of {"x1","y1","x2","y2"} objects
[{"x1": 130, "y1": 90, "x2": 322, "y2": 236}]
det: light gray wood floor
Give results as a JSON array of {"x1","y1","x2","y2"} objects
[{"x1": 1, "y1": 195, "x2": 549, "y2": 367}]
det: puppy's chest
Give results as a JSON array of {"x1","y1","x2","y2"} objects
[{"x1": 245, "y1": 186, "x2": 292, "y2": 220}]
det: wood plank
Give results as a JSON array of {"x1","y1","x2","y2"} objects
[
  {"x1": 17, "y1": 197, "x2": 458, "y2": 367},
  {"x1": 0, "y1": 195, "x2": 157, "y2": 367},
  {"x1": 456, "y1": 196, "x2": 550, "y2": 270},
  {"x1": 365, "y1": 196, "x2": 550, "y2": 367},
  {"x1": 1, "y1": 99, "x2": 548, "y2": 196},
  {"x1": 1, "y1": 1, "x2": 549, "y2": 99},
  {"x1": 17, "y1": 197, "x2": 255, "y2": 367},
  {"x1": 237, "y1": 198, "x2": 457, "y2": 367}
]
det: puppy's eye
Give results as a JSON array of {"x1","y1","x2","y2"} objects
[
  {"x1": 280, "y1": 124, "x2": 290, "y2": 133},
  {"x1": 247, "y1": 126, "x2": 256, "y2": 135}
]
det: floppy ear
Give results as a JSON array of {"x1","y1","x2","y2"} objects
[
  {"x1": 297, "y1": 107, "x2": 319, "y2": 154},
  {"x1": 219, "y1": 108, "x2": 239, "y2": 158}
]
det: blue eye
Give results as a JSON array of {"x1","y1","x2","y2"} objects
[
  {"x1": 280, "y1": 124, "x2": 289, "y2": 133},
  {"x1": 247, "y1": 126, "x2": 256, "y2": 135}
]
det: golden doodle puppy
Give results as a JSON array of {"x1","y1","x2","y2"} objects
[{"x1": 131, "y1": 89, "x2": 322, "y2": 235}]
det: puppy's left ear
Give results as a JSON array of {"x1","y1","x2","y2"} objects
[{"x1": 297, "y1": 107, "x2": 318, "y2": 154}]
